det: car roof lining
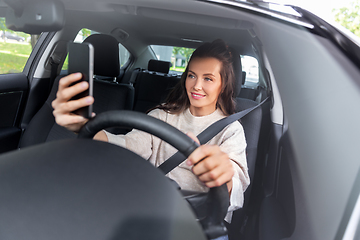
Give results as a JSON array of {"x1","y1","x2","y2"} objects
[
  {"x1": 0, "y1": 0, "x2": 261, "y2": 58},
  {"x1": 62, "y1": 0, "x2": 259, "y2": 58}
]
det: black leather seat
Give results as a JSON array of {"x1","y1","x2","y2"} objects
[
  {"x1": 130, "y1": 59, "x2": 180, "y2": 113},
  {"x1": 84, "y1": 34, "x2": 134, "y2": 114},
  {"x1": 231, "y1": 50, "x2": 263, "y2": 182},
  {"x1": 20, "y1": 34, "x2": 134, "y2": 148},
  {"x1": 226, "y1": 49, "x2": 264, "y2": 239}
]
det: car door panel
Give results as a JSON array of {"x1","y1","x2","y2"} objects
[
  {"x1": 0, "y1": 73, "x2": 28, "y2": 153},
  {"x1": 258, "y1": 128, "x2": 296, "y2": 240}
]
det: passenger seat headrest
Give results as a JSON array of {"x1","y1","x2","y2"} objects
[
  {"x1": 230, "y1": 47, "x2": 242, "y2": 97},
  {"x1": 148, "y1": 59, "x2": 171, "y2": 74},
  {"x1": 83, "y1": 34, "x2": 120, "y2": 78}
]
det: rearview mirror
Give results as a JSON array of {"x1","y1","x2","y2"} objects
[{"x1": 5, "y1": 0, "x2": 65, "y2": 34}]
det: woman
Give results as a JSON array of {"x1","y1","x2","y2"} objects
[{"x1": 52, "y1": 39, "x2": 250, "y2": 224}]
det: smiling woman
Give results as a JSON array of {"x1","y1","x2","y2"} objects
[
  {"x1": 1, "y1": 0, "x2": 360, "y2": 239},
  {"x1": 52, "y1": 39, "x2": 250, "y2": 230},
  {"x1": 186, "y1": 57, "x2": 223, "y2": 116},
  {"x1": 159, "y1": 39, "x2": 236, "y2": 116}
]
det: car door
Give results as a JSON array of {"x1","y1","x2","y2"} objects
[
  {"x1": 0, "y1": 72, "x2": 28, "y2": 153},
  {"x1": 0, "y1": 15, "x2": 53, "y2": 153}
]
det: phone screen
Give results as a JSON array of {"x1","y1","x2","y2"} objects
[{"x1": 67, "y1": 42, "x2": 94, "y2": 118}]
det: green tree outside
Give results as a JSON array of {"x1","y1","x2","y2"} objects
[
  {"x1": 0, "y1": 18, "x2": 6, "y2": 41},
  {"x1": 332, "y1": 0, "x2": 360, "y2": 37},
  {"x1": 81, "y1": 28, "x2": 92, "y2": 40},
  {"x1": 172, "y1": 47, "x2": 195, "y2": 65},
  {"x1": 0, "y1": 17, "x2": 32, "y2": 74}
]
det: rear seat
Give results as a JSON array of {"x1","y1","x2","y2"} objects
[
  {"x1": 130, "y1": 59, "x2": 180, "y2": 113},
  {"x1": 238, "y1": 70, "x2": 267, "y2": 102}
]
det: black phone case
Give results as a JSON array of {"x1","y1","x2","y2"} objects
[{"x1": 67, "y1": 42, "x2": 94, "y2": 119}]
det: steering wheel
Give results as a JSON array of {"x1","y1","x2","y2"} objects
[{"x1": 78, "y1": 110, "x2": 230, "y2": 239}]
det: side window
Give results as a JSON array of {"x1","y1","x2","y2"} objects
[
  {"x1": 62, "y1": 29, "x2": 130, "y2": 70},
  {"x1": 119, "y1": 44, "x2": 130, "y2": 67},
  {"x1": 0, "y1": 17, "x2": 40, "y2": 74},
  {"x1": 241, "y1": 55, "x2": 259, "y2": 87}
]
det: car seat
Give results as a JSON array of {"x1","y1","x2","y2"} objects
[
  {"x1": 19, "y1": 34, "x2": 134, "y2": 148},
  {"x1": 83, "y1": 34, "x2": 134, "y2": 114},
  {"x1": 226, "y1": 48, "x2": 264, "y2": 239},
  {"x1": 130, "y1": 59, "x2": 180, "y2": 113}
]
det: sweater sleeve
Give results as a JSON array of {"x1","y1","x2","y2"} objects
[
  {"x1": 219, "y1": 122, "x2": 250, "y2": 223},
  {"x1": 104, "y1": 109, "x2": 163, "y2": 160},
  {"x1": 105, "y1": 129, "x2": 153, "y2": 160}
]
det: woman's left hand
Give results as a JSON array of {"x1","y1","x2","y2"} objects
[{"x1": 186, "y1": 133, "x2": 235, "y2": 192}]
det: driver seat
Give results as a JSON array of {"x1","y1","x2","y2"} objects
[
  {"x1": 19, "y1": 34, "x2": 134, "y2": 148},
  {"x1": 226, "y1": 48, "x2": 264, "y2": 239}
]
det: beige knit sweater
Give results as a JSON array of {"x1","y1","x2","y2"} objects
[{"x1": 105, "y1": 108, "x2": 250, "y2": 222}]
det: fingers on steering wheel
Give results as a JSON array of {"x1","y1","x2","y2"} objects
[
  {"x1": 186, "y1": 132, "x2": 200, "y2": 145},
  {"x1": 188, "y1": 144, "x2": 222, "y2": 167},
  {"x1": 188, "y1": 145, "x2": 234, "y2": 187},
  {"x1": 202, "y1": 169, "x2": 234, "y2": 188}
]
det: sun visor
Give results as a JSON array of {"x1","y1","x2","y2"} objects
[{"x1": 4, "y1": 0, "x2": 65, "y2": 34}]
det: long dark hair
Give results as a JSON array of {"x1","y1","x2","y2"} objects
[{"x1": 157, "y1": 39, "x2": 236, "y2": 116}]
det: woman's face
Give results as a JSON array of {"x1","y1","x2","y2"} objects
[{"x1": 185, "y1": 57, "x2": 222, "y2": 116}]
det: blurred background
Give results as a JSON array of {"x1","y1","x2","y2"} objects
[
  {"x1": 0, "y1": 0, "x2": 359, "y2": 74},
  {"x1": 272, "y1": 0, "x2": 360, "y2": 37}
]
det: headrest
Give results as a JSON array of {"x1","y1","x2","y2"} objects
[
  {"x1": 148, "y1": 59, "x2": 171, "y2": 74},
  {"x1": 230, "y1": 48, "x2": 242, "y2": 97},
  {"x1": 83, "y1": 34, "x2": 120, "y2": 78}
]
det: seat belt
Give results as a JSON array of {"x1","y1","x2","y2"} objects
[
  {"x1": 49, "y1": 57, "x2": 60, "y2": 94},
  {"x1": 128, "y1": 68, "x2": 141, "y2": 86},
  {"x1": 158, "y1": 96, "x2": 270, "y2": 174}
]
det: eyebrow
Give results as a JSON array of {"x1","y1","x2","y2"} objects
[
  {"x1": 188, "y1": 70, "x2": 216, "y2": 77},
  {"x1": 204, "y1": 73, "x2": 216, "y2": 77}
]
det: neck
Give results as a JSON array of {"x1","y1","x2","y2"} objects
[{"x1": 189, "y1": 106, "x2": 217, "y2": 117}]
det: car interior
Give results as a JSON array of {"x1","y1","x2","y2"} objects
[{"x1": 1, "y1": 0, "x2": 360, "y2": 240}]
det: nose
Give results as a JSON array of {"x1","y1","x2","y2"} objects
[{"x1": 193, "y1": 78, "x2": 202, "y2": 91}]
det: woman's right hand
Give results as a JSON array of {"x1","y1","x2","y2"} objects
[{"x1": 52, "y1": 73, "x2": 94, "y2": 133}]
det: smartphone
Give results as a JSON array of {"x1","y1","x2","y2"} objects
[{"x1": 67, "y1": 41, "x2": 94, "y2": 119}]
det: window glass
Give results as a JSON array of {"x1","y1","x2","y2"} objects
[
  {"x1": 0, "y1": 17, "x2": 40, "y2": 74},
  {"x1": 151, "y1": 45, "x2": 195, "y2": 74},
  {"x1": 62, "y1": 29, "x2": 131, "y2": 70},
  {"x1": 150, "y1": 46, "x2": 260, "y2": 85},
  {"x1": 119, "y1": 44, "x2": 130, "y2": 67},
  {"x1": 241, "y1": 55, "x2": 259, "y2": 86}
]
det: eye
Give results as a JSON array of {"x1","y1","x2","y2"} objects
[
  {"x1": 204, "y1": 77, "x2": 213, "y2": 82},
  {"x1": 187, "y1": 73, "x2": 195, "y2": 79}
]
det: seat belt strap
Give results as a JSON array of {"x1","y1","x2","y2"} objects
[
  {"x1": 158, "y1": 96, "x2": 269, "y2": 174},
  {"x1": 128, "y1": 68, "x2": 141, "y2": 86},
  {"x1": 49, "y1": 57, "x2": 60, "y2": 94}
]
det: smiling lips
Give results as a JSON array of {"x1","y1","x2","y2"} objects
[{"x1": 191, "y1": 92, "x2": 206, "y2": 100}]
